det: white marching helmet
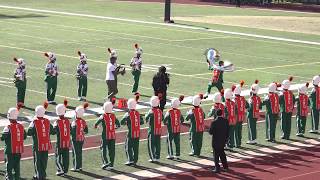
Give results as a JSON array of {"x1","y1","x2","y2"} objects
[
  {"x1": 75, "y1": 106, "x2": 85, "y2": 118},
  {"x1": 282, "y1": 80, "x2": 290, "y2": 90},
  {"x1": 108, "y1": 48, "x2": 117, "y2": 58},
  {"x1": 78, "y1": 51, "x2": 87, "y2": 62},
  {"x1": 251, "y1": 80, "x2": 260, "y2": 94},
  {"x1": 45, "y1": 52, "x2": 56, "y2": 61},
  {"x1": 56, "y1": 104, "x2": 66, "y2": 116},
  {"x1": 212, "y1": 92, "x2": 222, "y2": 103},
  {"x1": 268, "y1": 83, "x2": 277, "y2": 93},
  {"x1": 7, "y1": 108, "x2": 19, "y2": 120},
  {"x1": 224, "y1": 88, "x2": 233, "y2": 100},
  {"x1": 150, "y1": 96, "x2": 160, "y2": 107},
  {"x1": 128, "y1": 98, "x2": 137, "y2": 110},
  {"x1": 312, "y1": 75, "x2": 320, "y2": 86},
  {"x1": 192, "y1": 95, "x2": 201, "y2": 107},
  {"x1": 136, "y1": 48, "x2": 143, "y2": 55},
  {"x1": 298, "y1": 84, "x2": 308, "y2": 94},
  {"x1": 171, "y1": 98, "x2": 181, "y2": 109},
  {"x1": 35, "y1": 105, "x2": 46, "y2": 118},
  {"x1": 103, "y1": 102, "x2": 113, "y2": 113},
  {"x1": 233, "y1": 85, "x2": 241, "y2": 95}
]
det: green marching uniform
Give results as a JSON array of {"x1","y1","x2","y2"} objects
[
  {"x1": 121, "y1": 109, "x2": 144, "y2": 165},
  {"x1": 71, "y1": 117, "x2": 88, "y2": 171},
  {"x1": 76, "y1": 60, "x2": 88, "y2": 101},
  {"x1": 13, "y1": 58, "x2": 27, "y2": 105},
  {"x1": 205, "y1": 65, "x2": 224, "y2": 98},
  {"x1": 145, "y1": 106, "x2": 163, "y2": 161},
  {"x1": 234, "y1": 95, "x2": 247, "y2": 147},
  {"x1": 1, "y1": 114, "x2": 27, "y2": 180},
  {"x1": 279, "y1": 90, "x2": 295, "y2": 140},
  {"x1": 163, "y1": 107, "x2": 184, "y2": 159},
  {"x1": 130, "y1": 56, "x2": 142, "y2": 94},
  {"x1": 224, "y1": 97, "x2": 237, "y2": 149},
  {"x1": 208, "y1": 102, "x2": 225, "y2": 119},
  {"x1": 45, "y1": 57, "x2": 58, "y2": 103},
  {"x1": 28, "y1": 114, "x2": 54, "y2": 180},
  {"x1": 263, "y1": 85, "x2": 280, "y2": 142},
  {"x1": 296, "y1": 89, "x2": 309, "y2": 136},
  {"x1": 309, "y1": 85, "x2": 320, "y2": 133},
  {"x1": 53, "y1": 117, "x2": 71, "y2": 175},
  {"x1": 185, "y1": 105, "x2": 205, "y2": 156},
  {"x1": 95, "y1": 113, "x2": 120, "y2": 169},
  {"x1": 246, "y1": 93, "x2": 262, "y2": 144}
]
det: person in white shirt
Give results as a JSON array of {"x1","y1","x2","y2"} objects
[{"x1": 105, "y1": 48, "x2": 119, "y2": 101}]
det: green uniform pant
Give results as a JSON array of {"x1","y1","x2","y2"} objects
[
  {"x1": 100, "y1": 139, "x2": 115, "y2": 167},
  {"x1": 235, "y1": 122, "x2": 243, "y2": 147},
  {"x1": 167, "y1": 132, "x2": 180, "y2": 157},
  {"x1": 46, "y1": 77, "x2": 57, "y2": 101},
  {"x1": 281, "y1": 112, "x2": 292, "y2": 139},
  {"x1": 125, "y1": 137, "x2": 139, "y2": 163},
  {"x1": 207, "y1": 81, "x2": 223, "y2": 94},
  {"x1": 266, "y1": 113, "x2": 278, "y2": 141},
  {"x1": 228, "y1": 125, "x2": 236, "y2": 148},
  {"x1": 296, "y1": 115, "x2": 307, "y2": 134},
  {"x1": 77, "y1": 76, "x2": 87, "y2": 98},
  {"x1": 311, "y1": 108, "x2": 319, "y2": 131},
  {"x1": 5, "y1": 153, "x2": 21, "y2": 180},
  {"x1": 189, "y1": 132, "x2": 203, "y2": 156},
  {"x1": 131, "y1": 70, "x2": 141, "y2": 93},
  {"x1": 147, "y1": 133, "x2": 161, "y2": 160},
  {"x1": 247, "y1": 117, "x2": 257, "y2": 141},
  {"x1": 33, "y1": 150, "x2": 48, "y2": 179},
  {"x1": 72, "y1": 141, "x2": 84, "y2": 169},
  {"x1": 15, "y1": 80, "x2": 26, "y2": 104},
  {"x1": 55, "y1": 147, "x2": 69, "y2": 173}
]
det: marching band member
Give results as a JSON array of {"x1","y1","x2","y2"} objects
[
  {"x1": 71, "y1": 103, "x2": 89, "y2": 172},
  {"x1": 296, "y1": 83, "x2": 310, "y2": 137},
  {"x1": 246, "y1": 80, "x2": 262, "y2": 144},
  {"x1": 233, "y1": 81, "x2": 247, "y2": 147},
  {"x1": 145, "y1": 96, "x2": 163, "y2": 162},
  {"x1": 120, "y1": 97, "x2": 144, "y2": 166},
  {"x1": 208, "y1": 92, "x2": 225, "y2": 119},
  {"x1": 263, "y1": 83, "x2": 280, "y2": 142},
  {"x1": 130, "y1": 44, "x2": 143, "y2": 95},
  {"x1": 44, "y1": 52, "x2": 58, "y2": 104},
  {"x1": 76, "y1": 51, "x2": 88, "y2": 101},
  {"x1": 53, "y1": 101, "x2": 71, "y2": 176},
  {"x1": 309, "y1": 75, "x2": 320, "y2": 133},
  {"x1": 13, "y1": 57, "x2": 27, "y2": 106},
  {"x1": 28, "y1": 102, "x2": 54, "y2": 179},
  {"x1": 185, "y1": 94, "x2": 205, "y2": 157},
  {"x1": 95, "y1": 101, "x2": 120, "y2": 170},
  {"x1": 163, "y1": 96, "x2": 184, "y2": 160},
  {"x1": 224, "y1": 89, "x2": 236, "y2": 149},
  {"x1": 1, "y1": 106, "x2": 27, "y2": 180},
  {"x1": 279, "y1": 77, "x2": 295, "y2": 140}
]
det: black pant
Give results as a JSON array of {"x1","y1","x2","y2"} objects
[
  {"x1": 213, "y1": 147, "x2": 228, "y2": 170},
  {"x1": 154, "y1": 91, "x2": 167, "y2": 110}
]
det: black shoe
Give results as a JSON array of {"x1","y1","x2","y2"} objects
[{"x1": 212, "y1": 168, "x2": 220, "y2": 173}]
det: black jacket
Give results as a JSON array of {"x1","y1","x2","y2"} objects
[
  {"x1": 152, "y1": 72, "x2": 169, "y2": 92},
  {"x1": 209, "y1": 116, "x2": 229, "y2": 149}
]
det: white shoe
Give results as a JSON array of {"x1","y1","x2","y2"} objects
[
  {"x1": 155, "y1": 159, "x2": 160, "y2": 162},
  {"x1": 82, "y1": 96, "x2": 86, "y2": 101},
  {"x1": 56, "y1": 171, "x2": 64, "y2": 176},
  {"x1": 174, "y1": 156, "x2": 180, "y2": 159},
  {"x1": 78, "y1": 97, "x2": 82, "y2": 101},
  {"x1": 167, "y1": 155, "x2": 174, "y2": 160},
  {"x1": 105, "y1": 166, "x2": 114, "y2": 170},
  {"x1": 125, "y1": 161, "x2": 133, "y2": 166},
  {"x1": 148, "y1": 159, "x2": 155, "y2": 163}
]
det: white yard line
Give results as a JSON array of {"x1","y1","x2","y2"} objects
[
  {"x1": 0, "y1": 19, "x2": 307, "y2": 64},
  {"x1": 0, "y1": 5, "x2": 319, "y2": 46},
  {"x1": 279, "y1": 170, "x2": 320, "y2": 180}
]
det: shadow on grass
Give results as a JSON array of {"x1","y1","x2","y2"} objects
[
  {"x1": 62, "y1": 174, "x2": 83, "y2": 180},
  {"x1": 78, "y1": 170, "x2": 105, "y2": 179},
  {"x1": 0, "y1": 14, "x2": 48, "y2": 19}
]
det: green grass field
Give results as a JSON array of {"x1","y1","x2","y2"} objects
[{"x1": 0, "y1": 0, "x2": 320, "y2": 179}]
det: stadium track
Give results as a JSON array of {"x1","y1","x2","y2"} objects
[{"x1": 147, "y1": 144, "x2": 320, "y2": 180}]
